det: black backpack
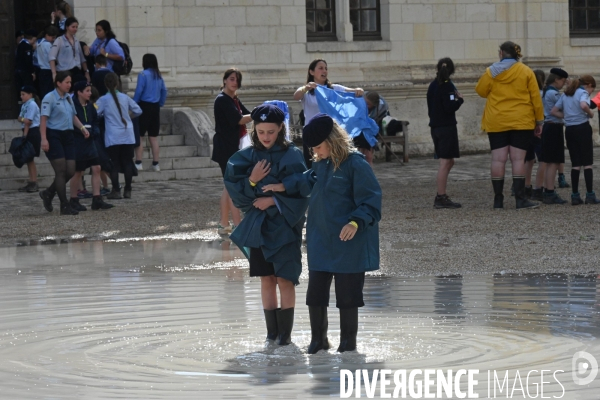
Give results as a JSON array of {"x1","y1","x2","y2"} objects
[{"x1": 112, "y1": 40, "x2": 133, "y2": 76}]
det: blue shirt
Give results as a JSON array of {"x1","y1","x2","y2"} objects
[
  {"x1": 543, "y1": 87, "x2": 563, "y2": 124},
  {"x1": 97, "y1": 92, "x2": 142, "y2": 147},
  {"x1": 88, "y1": 38, "x2": 125, "y2": 71},
  {"x1": 20, "y1": 99, "x2": 40, "y2": 128},
  {"x1": 41, "y1": 89, "x2": 76, "y2": 130},
  {"x1": 555, "y1": 88, "x2": 590, "y2": 127},
  {"x1": 36, "y1": 39, "x2": 53, "y2": 70},
  {"x1": 133, "y1": 69, "x2": 167, "y2": 106}
]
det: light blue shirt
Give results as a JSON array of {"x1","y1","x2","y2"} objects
[
  {"x1": 36, "y1": 39, "x2": 53, "y2": 70},
  {"x1": 133, "y1": 69, "x2": 167, "y2": 106},
  {"x1": 89, "y1": 38, "x2": 125, "y2": 71},
  {"x1": 554, "y1": 87, "x2": 590, "y2": 127},
  {"x1": 41, "y1": 89, "x2": 76, "y2": 131},
  {"x1": 97, "y1": 92, "x2": 142, "y2": 147},
  {"x1": 20, "y1": 99, "x2": 40, "y2": 128},
  {"x1": 543, "y1": 87, "x2": 563, "y2": 124},
  {"x1": 48, "y1": 35, "x2": 86, "y2": 72}
]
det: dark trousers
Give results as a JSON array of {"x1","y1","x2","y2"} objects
[
  {"x1": 306, "y1": 270, "x2": 365, "y2": 309},
  {"x1": 106, "y1": 144, "x2": 134, "y2": 191},
  {"x1": 38, "y1": 69, "x2": 54, "y2": 99}
]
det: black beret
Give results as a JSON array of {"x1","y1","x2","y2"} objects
[
  {"x1": 251, "y1": 104, "x2": 285, "y2": 124},
  {"x1": 72, "y1": 80, "x2": 90, "y2": 93},
  {"x1": 20, "y1": 85, "x2": 37, "y2": 95},
  {"x1": 550, "y1": 68, "x2": 568, "y2": 79},
  {"x1": 303, "y1": 113, "x2": 334, "y2": 147}
]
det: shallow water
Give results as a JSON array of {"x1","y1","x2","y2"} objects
[{"x1": 0, "y1": 238, "x2": 599, "y2": 399}]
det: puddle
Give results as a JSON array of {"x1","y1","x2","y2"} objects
[{"x1": 0, "y1": 239, "x2": 598, "y2": 398}]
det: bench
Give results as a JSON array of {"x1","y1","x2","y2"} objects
[{"x1": 379, "y1": 120, "x2": 409, "y2": 163}]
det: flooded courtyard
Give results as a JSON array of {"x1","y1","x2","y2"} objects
[{"x1": 0, "y1": 236, "x2": 598, "y2": 399}]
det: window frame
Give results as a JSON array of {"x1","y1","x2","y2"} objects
[
  {"x1": 350, "y1": 0, "x2": 382, "y2": 41},
  {"x1": 569, "y1": 0, "x2": 600, "y2": 37},
  {"x1": 306, "y1": 0, "x2": 338, "y2": 42}
]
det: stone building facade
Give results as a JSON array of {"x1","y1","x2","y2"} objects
[{"x1": 70, "y1": 0, "x2": 600, "y2": 154}]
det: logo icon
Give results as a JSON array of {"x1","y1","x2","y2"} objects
[
  {"x1": 572, "y1": 351, "x2": 598, "y2": 385},
  {"x1": 260, "y1": 114, "x2": 267, "y2": 121}
]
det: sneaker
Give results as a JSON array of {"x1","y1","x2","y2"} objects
[
  {"x1": 530, "y1": 188, "x2": 543, "y2": 201},
  {"x1": 542, "y1": 192, "x2": 567, "y2": 205},
  {"x1": 77, "y1": 189, "x2": 93, "y2": 199},
  {"x1": 39, "y1": 189, "x2": 55, "y2": 212},
  {"x1": 106, "y1": 190, "x2": 122, "y2": 200},
  {"x1": 217, "y1": 224, "x2": 232, "y2": 235},
  {"x1": 151, "y1": 163, "x2": 160, "y2": 172},
  {"x1": 91, "y1": 196, "x2": 114, "y2": 210},
  {"x1": 135, "y1": 162, "x2": 143, "y2": 171},
  {"x1": 123, "y1": 189, "x2": 131, "y2": 199},
  {"x1": 69, "y1": 198, "x2": 87, "y2": 212},
  {"x1": 585, "y1": 191, "x2": 600, "y2": 204},
  {"x1": 434, "y1": 195, "x2": 462, "y2": 209},
  {"x1": 571, "y1": 192, "x2": 584, "y2": 206},
  {"x1": 60, "y1": 203, "x2": 79, "y2": 216},
  {"x1": 100, "y1": 187, "x2": 111, "y2": 196},
  {"x1": 558, "y1": 174, "x2": 570, "y2": 188}
]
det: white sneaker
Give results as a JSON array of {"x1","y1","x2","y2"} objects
[
  {"x1": 151, "y1": 164, "x2": 160, "y2": 172},
  {"x1": 135, "y1": 162, "x2": 143, "y2": 170}
]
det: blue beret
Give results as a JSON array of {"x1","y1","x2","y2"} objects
[
  {"x1": 550, "y1": 68, "x2": 568, "y2": 79},
  {"x1": 72, "y1": 80, "x2": 90, "y2": 94},
  {"x1": 303, "y1": 113, "x2": 333, "y2": 147},
  {"x1": 251, "y1": 104, "x2": 285, "y2": 124},
  {"x1": 20, "y1": 85, "x2": 37, "y2": 95}
]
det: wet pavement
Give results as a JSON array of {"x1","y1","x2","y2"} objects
[{"x1": 1, "y1": 238, "x2": 599, "y2": 399}]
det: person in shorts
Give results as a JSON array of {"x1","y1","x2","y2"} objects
[
  {"x1": 17, "y1": 86, "x2": 42, "y2": 192},
  {"x1": 476, "y1": 41, "x2": 544, "y2": 210},
  {"x1": 427, "y1": 57, "x2": 464, "y2": 209}
]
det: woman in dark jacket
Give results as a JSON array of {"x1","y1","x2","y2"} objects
[
  {"x1": 426, "y1": 57, "x2": 464, "y2": 209},
  {"x1": 69, "y1": 81, "x2": 113, "y2": 211},
  {"x1": 211, "y1": 68, "x2": 252, "y2": 234}
]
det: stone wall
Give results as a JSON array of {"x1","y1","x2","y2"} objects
[{"x1": 69, "y1": 0, "x2": 600, "y2": 154}]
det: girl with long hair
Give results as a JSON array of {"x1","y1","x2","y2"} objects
[
  {"x1": 211, "y1": 68, "x2": 252, "y2": 234},
  {"x1": 551, "y1": 75, "x2": 599, "y2": 205},
  {"x1": 88, "y1": 20, "x2": 125, "y2": 72},
  {"x1": 48, "y1": 17, "x2": 90, "y2": 84},
  {"x1": 426, "y1": 57, "x2": 464, "y2": 209},
  {"x1": 39, "y1": 71, "x2": 91, "y2": 215},
  {"x1": 133, "y1": 53, "x2": 168, "y2": 171},
  {"x1": 267, "y1": 114, "x2": 382, "y2": 354},
  {"x1": 293, "y1": 59, "x2": 364, "y2": 167},
  {"x1": 97, "y1": 72, "x2": 142, "y2": 199},
  {"x1": 224, "y1": 104, "x2": 309, "y2": 345},
  {"x1": 51, "y1": 1, "x2": 72, "y2": 34}
]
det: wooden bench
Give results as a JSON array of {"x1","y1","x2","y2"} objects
[{"x1": 379, "y1": 120, "x2": 409, "y2": 163}]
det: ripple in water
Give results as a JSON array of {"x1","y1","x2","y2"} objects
[{"x1": 0, "y1": 240, "x2": 598, "y2": 398}]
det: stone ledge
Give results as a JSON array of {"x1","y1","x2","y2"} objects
[
  {"x1": 306, "y1": 41, "x2": 392, "y2": 52},
  {"x1": 570, "y1": 37, "x2": 600, "y2": 47}
]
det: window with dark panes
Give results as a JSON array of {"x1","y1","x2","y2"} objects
[
  {"x1": 350, "y1": 0, "x2": 381, "y2": 40},
  {"x1": 306, "y1": 0, "x2": 337, "y2": 41},
  {"x1": 570, "y1": 0, "x2": 600, "y2": 36}
]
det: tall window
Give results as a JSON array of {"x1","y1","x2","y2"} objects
[
  {"x1": 570, "y1": 0, "x2": 600, "y2": 36},
  {"x1": 306, "y1": 0, "x2": 337, "y2": 42},
  {"x1": 350, "y1": 0, "x2": 381, "y2": 40}
]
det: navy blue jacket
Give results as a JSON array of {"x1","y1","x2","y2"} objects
[
  {"x1": 73, "y1": 95, "x2": 99, "y2": 160},
  {"x1": 225, "y1": 144, "x2": 309, "y2": 285},
  {"x1": 285, "y1": 152, "x2": 381, "y2": 273},
  {"x1": 427, "y1": 79, "x2": 464, "y2": 128}
]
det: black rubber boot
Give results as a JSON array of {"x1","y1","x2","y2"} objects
[
  {"x1": 263, "y1": 308, "x2": 278, "y2": 341},
  {"x1": 514, "y1": 177, "x2": 539, "y2": 210},
  {"x1": 337, "y1": 307, "x2": 358, "y2": 353},
  {"x1": 307, "y1": 306, "x2": 330, "y2": 354},
  {"x1": 492, "y1": 178, "x2": 504, "y2": 209},
  {"x1": 276, "y1": 308, "x2": 294, "y2": 345}
]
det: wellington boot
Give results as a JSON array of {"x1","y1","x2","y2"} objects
[
  {"x1": 514, "y1": 178, "x2": 539, "y2": 210},
  {"x1": 263, "y1": 308, "x2": 279, "y2": 341},
  {"x1": 275, "y1": 308, "x2": 294, "y2": 345},
  {"x1": 307, "y1": 306, "x2": 330, "y2": 354},
  {"x1": 492, "y1": 179, "x2": 504, "y2": 209},
  {"x1": 337, "y1": 308, "x2": 358, "y2": 353}
]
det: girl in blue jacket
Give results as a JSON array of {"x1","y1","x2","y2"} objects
[
  {"x1": 265, "y1": 114, "x2": 382, "y2": 354},
  {"x1": 224, "y1": 104, "x2": 309, "y2": 346}
]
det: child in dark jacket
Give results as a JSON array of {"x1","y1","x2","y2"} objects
[
  {"x1": 15, "y1": 30, "x2": 38, "y2": 94},
  {"x1": 426, "y1": 57, "x2": 464, "y2": 209}
]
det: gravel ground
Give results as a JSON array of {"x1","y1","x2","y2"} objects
[{"x1": 1, "y1": 151, "x2": 599, "y2": 276}]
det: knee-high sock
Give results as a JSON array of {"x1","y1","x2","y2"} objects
[
  {"x1": 571, "y1": 169, "x2": 580, "y2": 194},
  {"x1": 584, "y1": 169, "x2": 593, "y2": 193}
]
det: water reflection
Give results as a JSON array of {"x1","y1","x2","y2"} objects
[{"x1": 0, "y1": 239, "x2": 598, "y2": 398}]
